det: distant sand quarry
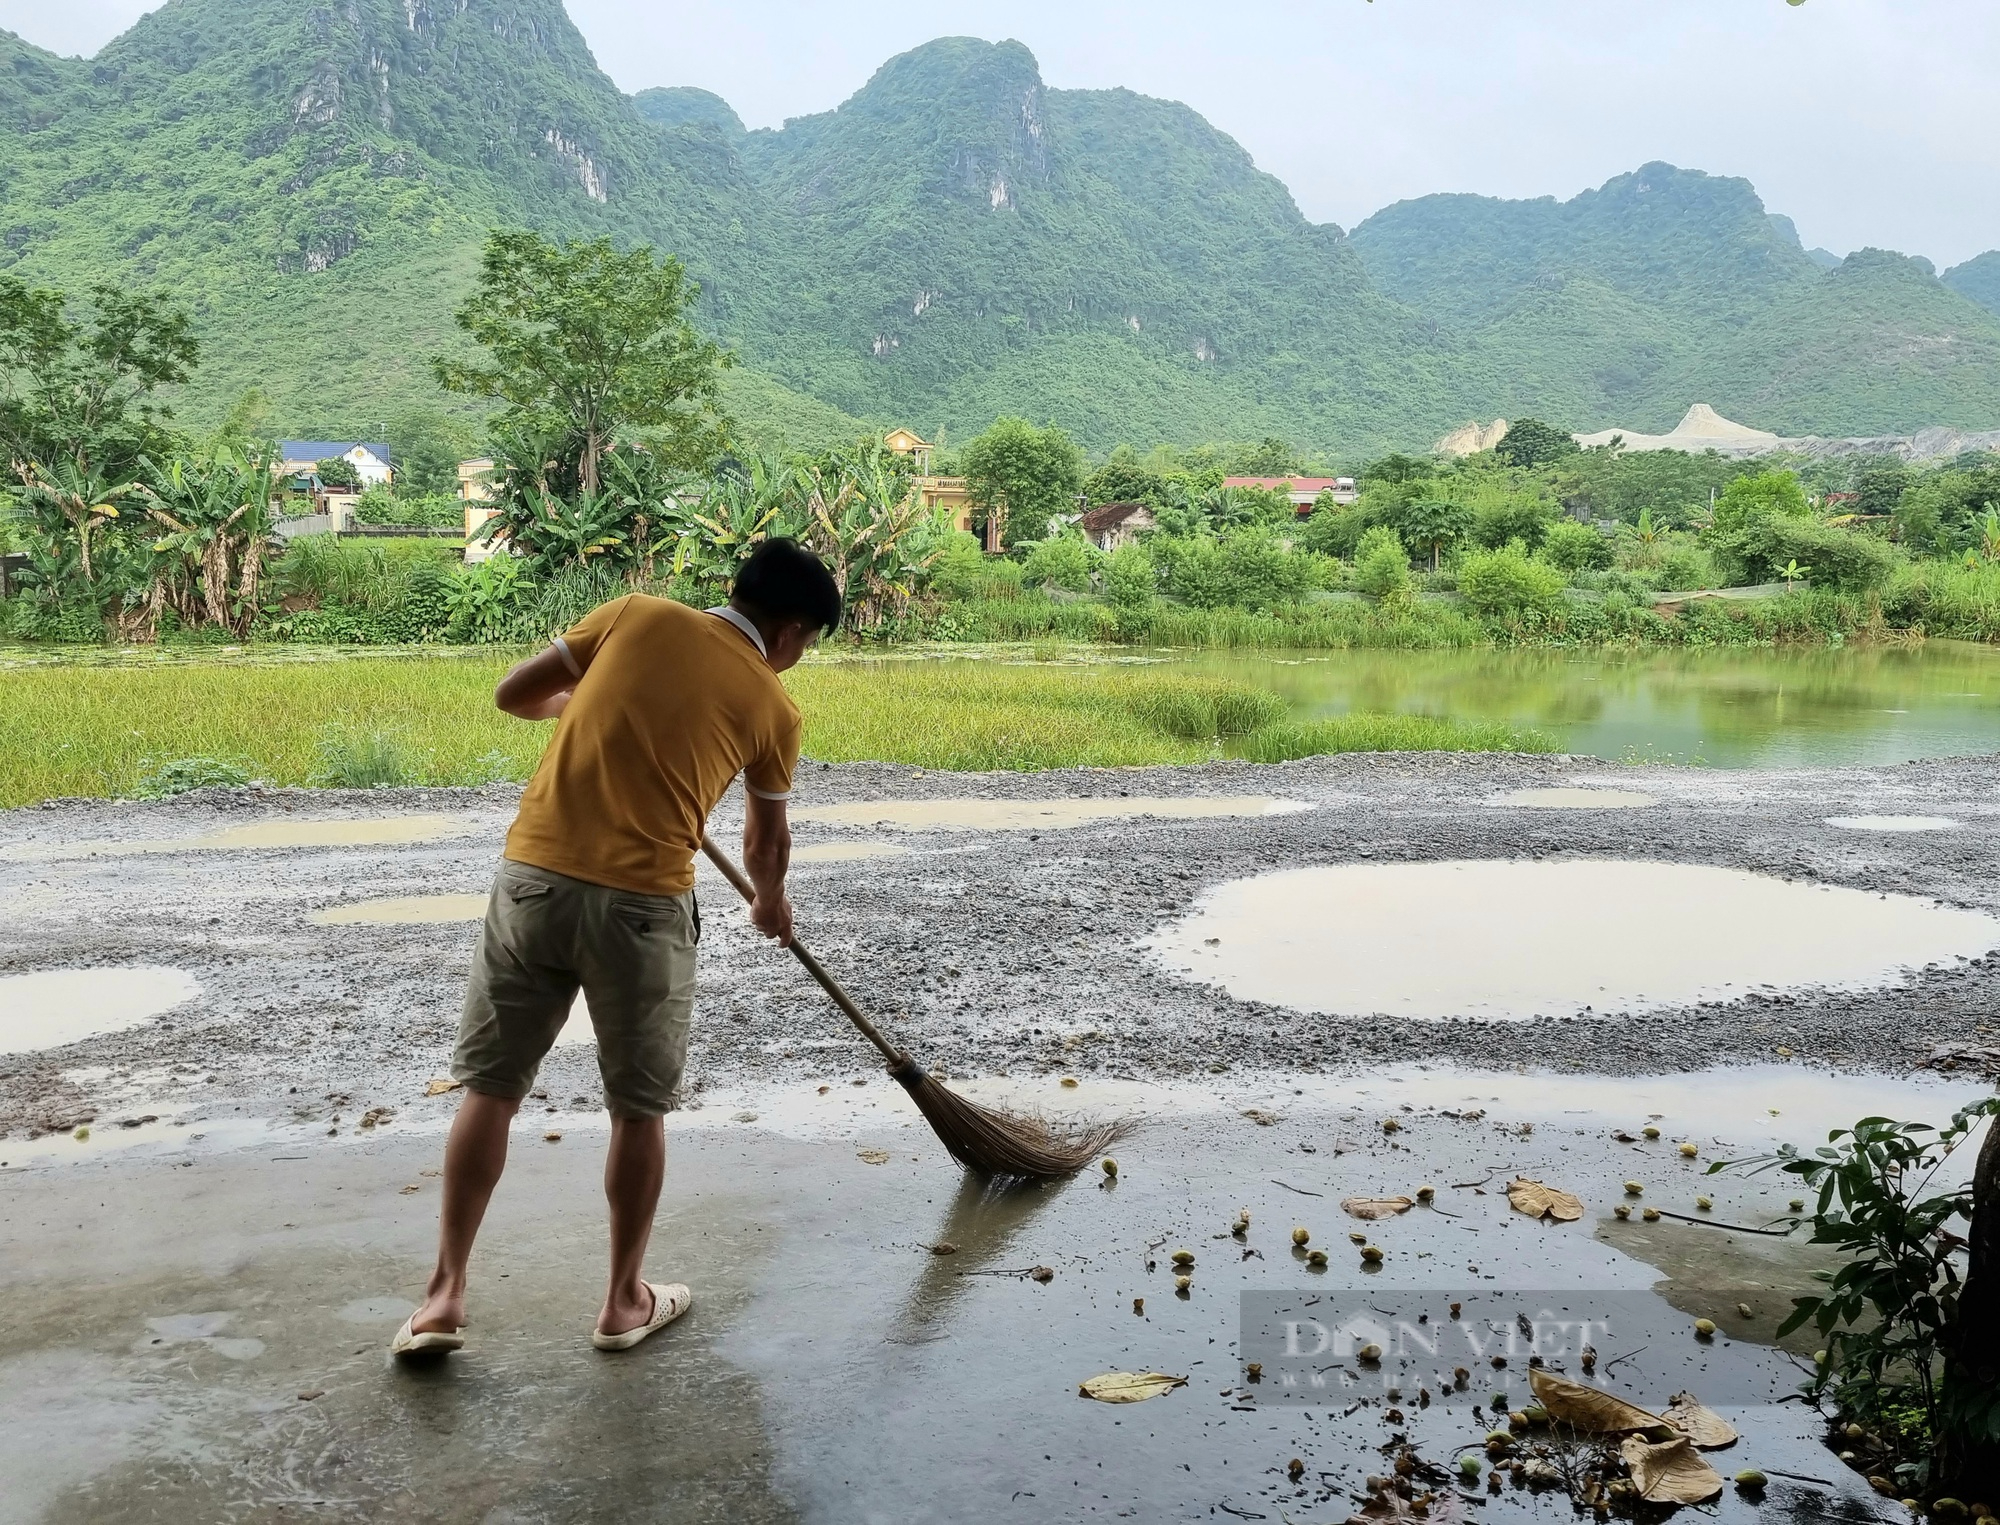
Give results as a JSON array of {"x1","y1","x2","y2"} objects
[
  {"x1": 1571, "y1": 403, "x2": 2000, "y2": 463},
  {"x1": 1574, "y1": 403, "x2": 1780, "y2": 455}
]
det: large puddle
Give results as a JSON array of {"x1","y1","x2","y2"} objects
[
  {"x1": 2, "y1": 967, "x2": 201, "y2": 1053},
  {"x1": 790, "y1": 840, "x2": 909, "y2": 863},
  {"x1": 1, "y1": 815, "x2": 478, "y2": 863},
  {"x1": 790, "y1": 795, "x2": 1306, "y2": 832},
  {"x1": 1152, "y1": 858, "x2": 2000, "y2": 1019}
]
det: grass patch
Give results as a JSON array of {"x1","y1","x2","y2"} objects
[
  {"x1": 1235, "y1": 715, "x2": 1558, "y2": 762},
  {"x1": 0, "y1": 653, "x2": 1548, "y2": 806}
]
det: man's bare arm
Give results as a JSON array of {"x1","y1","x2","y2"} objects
[
  {"x1": 494, "y1": 646, "x2": 576, "y2": 720},
  {"x1": 743, "y1": 790, "x2": 793, "y2": 947}
]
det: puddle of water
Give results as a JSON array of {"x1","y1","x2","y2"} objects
[
  {"x1": 1486, "y1": 787, "x2": 1660, "y2": 809},
  {"x1": 1, "y1": 815, "x2": 479, "y2": 863},
  {"x1": 1, "y1": 967, "x2": 201, "y2": 1054},
  {"x1": 791, "y1": 841, "x2": 909, "y2": 864},
  {"x1": 309, "y1": 893, "x2": 488, "y2": 926},
  {"x1": 1151, "y1": 858, "x2": 2000, "y2": 1020},
  {"x1": 790, "y1": 795, "x2": 1307, "y2": 832},
  {"x1": 1826, "y1": 815, "x2": 1960, "y2": 833}
]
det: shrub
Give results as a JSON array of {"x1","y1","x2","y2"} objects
[
  {"x1": 1457, "y1": 542, "x2": 1568, "y2": 617},
  {"x1": 926, "y1": 531, "x2": 989, "y2": 600},
  {"x1": 133, "y1": 757, "x2": 253, "y2": 797},
  {"x1": 1746, "y1": 516, "x2": 1897, "y2": 592},
  {"x1": 1352, "y1": 525, "x2": 1411, "y2": 601},
  {"x1": 1020, "y1": 535, "x2": 1096, "y2": 592},
  {"x1": 1656, "y1": 544, "x2": 1717, "y2": 591},
  {"x1": 312, "y1": 726, "x2": 418, "y2": 788},
  {"x1": 1539, "y1": 518, "x2": 1612, "y2": 574},
  {"x1": 1469, "y1": 493, "x2": 1559, "y2": 551}
]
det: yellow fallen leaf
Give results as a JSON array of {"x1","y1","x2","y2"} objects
[
  {"x1": 1529, "y1": 1368, "x2": 1665, "y2": 1433},
  {"x1": 1077, "y1": 1371, "x2": 1188, "y2": 1404},
  {"x1": 1619, "y1": 1434, "x2": 1725, "y2": 1504},
  {"x1": 424, "y1": 1078, "x2": 462, "y2": 1097},
  {"x1": 1507, "y1": 1177, "x2": 1584, "y2": 1222},
  {"x1": 857, "y1": 1148, "x2": 891, "y2": 1165},
  {"x1": 1663, "y1": 1391, "x2": 1738, "y2": 1449},
  {"x1": 1341, "y1": 1196, "x2": 1415, "y2": 1220}
]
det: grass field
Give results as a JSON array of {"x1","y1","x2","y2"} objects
[{"x1": 0, "y1": 652, "x2": 1555, "y2": 807}]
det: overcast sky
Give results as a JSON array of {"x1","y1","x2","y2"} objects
[{"x1": 9, "y1": 1, "x2": 1997, "y2": 268}]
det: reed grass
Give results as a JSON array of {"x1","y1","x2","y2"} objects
[
  {"x1": 0, "y1": 653, "x2": 1544, "y2": 806},
  {"x1": 1235, "y1": 714, "x2": 1557, "y2": 762}
]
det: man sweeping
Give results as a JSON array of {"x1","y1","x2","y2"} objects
[{"x1": 393, "y1": 538, "x2": 842, "y2": 1358}]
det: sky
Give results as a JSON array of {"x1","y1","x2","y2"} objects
[{"x1": 7, "y1": 1, "x2": 1998, "y2": 269}]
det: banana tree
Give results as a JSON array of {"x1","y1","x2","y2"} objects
[
  {"x1": 138, "y1": 446, "x2": 279, "y2": 637},
  {"x1": 656, "y1": 455, "x2": 803, "y2": 589},
  {"x1": 9, "y1": 457, "x2": 140, "y2": 589},
  {"x1": 798, "y1": 443, "x2": 949, "y2": 629}
]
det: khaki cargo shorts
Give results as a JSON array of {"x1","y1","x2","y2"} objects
[{"x1": 452, "y1": 860, "x2": 699, "y2": 1118}]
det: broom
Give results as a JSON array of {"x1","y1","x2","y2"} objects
[{"x1": 700, "y1": 835, "x2": 1127, "y2": 1178}]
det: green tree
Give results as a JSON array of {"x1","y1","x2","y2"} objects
[
  {"x1": 1352, "y1": 524, "x2": 1411, "y2": 602},
  {"x1": 1457, "y1": 542, "x2": 1567, "y2": 616},
  {"x1": 961, "y1": 417, "x2": 1084, "y2": 549},
  {"x1": 1398, "y1": 497, "x2": 1473, "y2": 570},
  {"x1": 1226, "y1": 436, "x2": 1301, "y2": 477},
  {"x1": 389, "y1": 409, "x2": 479, "y2": 499},
  {"x1": 1538, "y1": 517, "x2": 1613, "y2": 574},
  {"x1": 1710, "y1": 469, "x2": 1811, "y2": 534},
  {"x1": 1361, "y1": 453, "x2": 1434, "y2": 488},
  {"x1": 315, "y1": 456, "x2": 361, "y2": 491},
  {"x1": 1083, "y1": 459, "x2": 1167, "y2": 508},
  {"x1": 1020, "y1": 534, "x2": 1096, "y2": 592},
  {"x1": 1494, "y1": 417, "x2": 1579, "y2": 470},
  {"x1": 0, "y1": 276, "x2": 197, "y2": 481},
  {"x1": 435, "y1": 230, "x2": 729, "y2": 497},
  {"x1": 1851, "y1": 458, "x2": 1911, "y2": 518}
]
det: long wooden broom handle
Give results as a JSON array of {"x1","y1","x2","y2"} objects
[{"x1": 699, "y1": 833, "x2": 906, "y2": 1068}]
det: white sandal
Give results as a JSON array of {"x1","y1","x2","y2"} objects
[
  {"x1": 592, "y1": 1281, "x2": 692, "y2": 1351},
  {"x1": 390, "y1": 1316, "x2": 465, "y2": 1357}
]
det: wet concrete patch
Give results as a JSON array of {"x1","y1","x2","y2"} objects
[
  {"x1": 791, "y1": 794, "x2": 1308, "y2": 832},
  {"x1": 310, "y1": 893, "x2": 489, "y2": 926},
  {"x1": 1, "y1": 967, "x2": 201, "y2": 1054},
  {"x1": 0, "y1": 1092, "x2": 1907, "y2": 1523},
  {"x1": 1826, "y1": 814, "x2": 1960, "y2": 832},
  {"x1": 1486, "y1": 787, "x2": 1660, "y2": 809},
  {"x1": 1152, "y1": 859, "x2": 2000, "y2": 1020},
  {"x1": 1, "y1": 814, "x2": 478, "y2": 863}
]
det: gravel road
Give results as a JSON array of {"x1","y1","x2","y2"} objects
[{"x1": 4, "y1": 751, "x2": 1998, "y2": 1143}]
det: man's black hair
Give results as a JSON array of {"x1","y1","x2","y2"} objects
[{"x1": 731, "y1": 538, "x2": 843, "y2": 634}]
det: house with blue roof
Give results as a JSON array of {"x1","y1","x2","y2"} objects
[{"x1": 276, "y1": 441, "x2": 394, "y2": 488}]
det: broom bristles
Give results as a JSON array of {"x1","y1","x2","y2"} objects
[{"x1": 890, "y1": 1057, "x2": 1132, "y2": 1179}]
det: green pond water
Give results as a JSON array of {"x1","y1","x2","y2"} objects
[{"x1": 1168, "y1": 642, "x2": 2000, "y2": 768}]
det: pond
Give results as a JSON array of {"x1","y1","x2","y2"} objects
[{"x1": 1168, "y1": 641, "x2": 2000, "y2": 767}]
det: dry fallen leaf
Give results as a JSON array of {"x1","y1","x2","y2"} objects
[
  {"x1": 424, "y1": 1078, "x2": 462, "y2": 1097},
  {"x1": 929, "y1": 1242, "x2": 957, "y2": 1256},
  {"x1": 543, "y1": 1131, "x2": 562, "y2": 1142},
  {"x1": 1507, "y1": 1177, "x2": 1584, "y2": 1222},
  {"x1": 1619, "y1": 1434, "x2": 1725, "y2": 1504},
  {"x1": 1078, "y1": 1371, "x2": 1187, "y2": 1404},
  {"x1": 857, "y1": 1148, "x2": 891, "y2": 1165},
  {"x1": 1529, "y1": 1368, "x2": 1665, "y2": 1433},
  {"x1": 1030, "y1": 1265, "x2": 1055, "y2": 1282},
  {"x1": 1342, "y1": 1195, "x2": 1416, "y2": 1221},
  {"x1": 1662, "y1": 1392, "x2": 1738, "y2": 1449},
  {"x1": 398, "y1": 1184, "x2": 420, "y2": 1195}
]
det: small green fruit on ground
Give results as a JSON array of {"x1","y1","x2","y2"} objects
[
  {"x1": 1459, "y1": 1456, "x2": 1482, "y2": 1477},
  {"x1": 1642, "y1": 1125, "x2": 1661, "y2": 1139},
  {"x1": 1694, "y1": 1318, "x2": 1717, "y2": 1338},
  {"x1": 1624, "y1": 1181, "x2": 1644, "y2": 1195},
  {"x1": 1679, "y1": 1142, "x2": 1699, "y2": 1158},
  {"x1": 1734, "y1": 1469, "x2": 1767, "y2": 1489},
  {"x1": 1306, "y1": 1249, "x2": 1328, "y2": 1267},
  {"x1": 1292, "y1": 1226, "x2": 1310, "y2": 1246},
  {"x1": 1172, "y1": 1249, "x2": 1194, "y2": 1266},
  {"x1": 1101, "y1": 1158, "x2": 1117, "y2": 1177},
  {"x1": 1361, "y1": 1245, "x2": 1384, "y2": 1263}
]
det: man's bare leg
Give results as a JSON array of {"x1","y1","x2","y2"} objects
[
  {"x1": 597, "y1": 1113, "x2": 666, "y2": 1335},
  {"x1": 410, "y1": 1089, "x2": 520, "y2": 1334}
]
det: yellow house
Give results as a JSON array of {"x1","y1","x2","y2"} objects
[
  {"x1": 455, "y1": 459, "x2": 504, "y2": 563},
  {"x1": 885, "y1": 428, "x2": 976, "y2": 538}
]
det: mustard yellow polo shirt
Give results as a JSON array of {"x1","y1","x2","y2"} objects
[{"x1": 504, "y1": 595, "x2": 801, "y2": 895}]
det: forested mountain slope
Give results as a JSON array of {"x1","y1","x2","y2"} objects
[
  {"x1": 1349, "y1": 166, "x2": 2000, "y2": 437},
  {"x1": 3, "y1": 0, "x2": 1998, "y2": 453}
]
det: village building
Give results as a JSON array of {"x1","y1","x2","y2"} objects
[
  {"x1": 1223, "y1": 475, "x2": 1357, "y2": 513},
  {"x1": 455, "y1": 458, "x2": 505, "y2": 563},
  {"x1": 277, "y1": 440, "x2": 394, "y2": 488},
  {"x1": 1078, "y1": 501, "x2": 1157, "y2": 551},
  {"x1": 884, "y1": 428, "x2": 977, "y2": 539}
]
